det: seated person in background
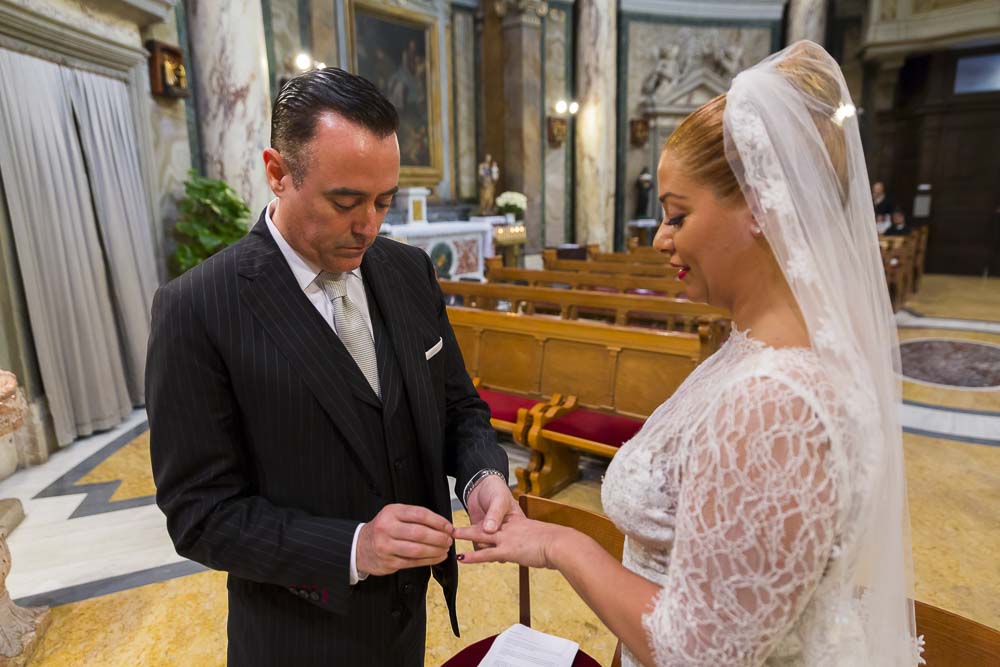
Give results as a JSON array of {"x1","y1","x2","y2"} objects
[
  {"x1": 876, "y1": 214, "x2": 892, "y2": 235},
  {"x1": 872, "y1": 180, "x2": 894, "y2": 226},
  {"x1": 884, "y1": 208, "x2": 911, "y2": 236}
]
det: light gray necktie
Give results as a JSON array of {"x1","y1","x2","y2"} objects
[{"x1": 323, "y1": 273, "x2": 381, "y2": 399}]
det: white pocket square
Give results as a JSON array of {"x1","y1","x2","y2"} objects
[{"x1": 425, "y1": 337, "x2": 443, "y2": 360}]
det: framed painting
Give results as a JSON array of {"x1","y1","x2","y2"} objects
[{"x1": 346, "y1": 0, "x2": 443, "y2": 187}]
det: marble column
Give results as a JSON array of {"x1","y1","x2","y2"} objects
[
  {"x1": 311, "y1": 0, "x2": 339, "y2": 69},
  {"x1": 497, "y1": 0, "x2": 547, "y2": 253},
  {"x1": 575, "y1": 0, "x2": 616, "y2": 250},
  {"x1": 187, "y1": 0, "x2": 273, "y2": 217},
  {"x1": 453, "y1": 10, "x2": 478, "y2": 201},
  {"x1": 788, "y1": 0, "x2": 828, "y2": 45},
  {"x1": 543, "y1": 6, "x2": 569, "y2": 247}
]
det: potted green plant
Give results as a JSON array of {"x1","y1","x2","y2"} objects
[{"x1": 171, "y1": 170, "x2": 250, "y2": 275}]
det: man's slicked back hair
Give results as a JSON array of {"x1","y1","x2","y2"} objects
[{"x1": 271, "y1": 67, "x2": 399, "y2": 186}]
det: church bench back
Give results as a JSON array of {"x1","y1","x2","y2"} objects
[
  {"x1": 439, "y1": 280, "x2": 729, "y2": 350},
  {"x1": 585, "y1": 244, "x2": 670, "y2": 265},
  {"x1": 542, "y1": 249, "x2": 678, "y2": 277},
  {"x1": 485, "y1": 257, "x2": 686, "y2": 298},
  {"x1": 448, "y1": 306, "x2": 706, "y2": 419}
]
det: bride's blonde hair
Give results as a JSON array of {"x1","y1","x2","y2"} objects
[{"x1": 666, "y1": 42, "x2": 849, "y2": 205}]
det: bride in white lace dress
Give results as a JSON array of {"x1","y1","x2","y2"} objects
[{"x1": 455, "y1": 42, "x2": 919, "y2": 666}]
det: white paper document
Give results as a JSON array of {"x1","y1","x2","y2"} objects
[{"x1": 478, "y1": 623, "x2": 580, "y2": 667}]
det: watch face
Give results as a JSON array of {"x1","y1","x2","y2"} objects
[{"x1": 430, "y1": 242, "x2": 454, "y2": 278}]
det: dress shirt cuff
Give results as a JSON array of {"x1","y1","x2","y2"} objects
[{"x1": 350, "y1": 523, "x2": 369, "y2": 585}]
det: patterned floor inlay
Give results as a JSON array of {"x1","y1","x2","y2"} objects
[{"x1": 901, "y1": 339, "x2": 1000, "y2": 388}]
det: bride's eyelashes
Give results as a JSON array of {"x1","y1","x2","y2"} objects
[{"x1": 665, "y1": 214, "x2": 687, "y2": 227}]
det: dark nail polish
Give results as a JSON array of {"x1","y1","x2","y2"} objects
[{"x1": 456, "y1": 554, "x2": 465, "y2": 561}]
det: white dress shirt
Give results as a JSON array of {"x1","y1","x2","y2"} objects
[{"x1": 264, "y1": 200, "x2": 371, "y2": 585}]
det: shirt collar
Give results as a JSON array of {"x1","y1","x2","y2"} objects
[{"x1": 264, "y1": 199, "x2": 361, "y2": 292}]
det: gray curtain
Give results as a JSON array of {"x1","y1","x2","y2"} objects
[
  {"x1": 0, "y1": 47, "x2": 151, "y2": 445},
  {"x1": 64, "y1": 68, "x2": 157, "y2": 402}
]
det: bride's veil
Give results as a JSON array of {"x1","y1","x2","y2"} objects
[{"x1": 723, "y1": 41, "x2": 919, "y2": 664}]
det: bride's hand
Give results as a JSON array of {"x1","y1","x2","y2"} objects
[{"x1": 452, "y1": 516, "x2": 568, "y2": 569}]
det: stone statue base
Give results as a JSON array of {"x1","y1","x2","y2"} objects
[{"x1": 0, "y1": 603, "x2": 50, "y2": 667}]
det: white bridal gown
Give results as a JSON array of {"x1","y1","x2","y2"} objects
[{"x1": 603, "y1": 326, "x2": 880, "y2": 667}]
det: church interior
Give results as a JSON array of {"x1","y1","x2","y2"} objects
[{"x1": 0, "y1": 0, "x2": 998, "y2": 665}]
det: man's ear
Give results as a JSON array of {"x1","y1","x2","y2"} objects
[{"x1": 263, "y1": 148, "x2": 289, "y2": 194}]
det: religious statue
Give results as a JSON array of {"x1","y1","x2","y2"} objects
[
  {"x1": 718, "y1": 42, "x2": 744, "y2": 80},
  {"x1": 641, "y1": 44, "x2": 681, "y2": 97},
  {"x1": 634, "y1": 167, "x2": 654, "y2": 219},
  {"x1": 478, "y1": 154, "x2": 499, "y2": 215},
  {"x1": 0, "y1": 370, "x2": 49, "y2": 666}
]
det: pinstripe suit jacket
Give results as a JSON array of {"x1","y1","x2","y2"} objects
[{"x1": 146, "y1": 212, "x2": 507, "y2": 663}]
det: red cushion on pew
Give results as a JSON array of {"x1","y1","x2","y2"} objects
[
  {"x1": 478, "y1": 388, "x2": 540, "y2": 423},
  {"x1": 543, "y1": 409, "x2": 644, "y2": 448}
]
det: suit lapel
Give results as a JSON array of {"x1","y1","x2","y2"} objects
[
  {"x1": 362, "y1": 241, "x2": 445, "y2": 500},
  {"x1": 238, "y1": 216, "x2": 382, "y2": 488}
]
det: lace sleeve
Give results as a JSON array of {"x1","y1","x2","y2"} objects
[{"x1": 643, "y1": 375, "x2": 839, "y2": 666}]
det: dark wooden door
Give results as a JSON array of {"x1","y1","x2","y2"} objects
[
  {"x1": 926, "y1": 110, "x2": 1000, "y2": 275},
  {"x1": 887, "y1": 47, "x2": 1000, "y2": 276}
]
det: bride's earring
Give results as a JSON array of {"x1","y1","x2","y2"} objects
[{"x1": 750, "y1": 218, "x2": 763, "y2": 237}]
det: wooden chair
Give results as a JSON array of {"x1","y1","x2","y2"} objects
[
  {"x1": 879, "y1": 236, "x2": 915, "y2": 311},
  {"x1": 912, "y1": 225, "x2": 929, "y2": 293},
  {"x1": 443, "y1": 495, "x2": 625, "y2": 667},
  {"x1": 914, "y1": 600, "x2": 1000, "y2": 666}
]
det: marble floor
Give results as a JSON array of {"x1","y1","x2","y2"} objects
[{"x1": 7, "y1": 274, "x2": 1000, "y2": 666}]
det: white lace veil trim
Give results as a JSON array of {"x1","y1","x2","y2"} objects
[{"x1": 723, "y1": 41, "x2": 919, "y2": 665}]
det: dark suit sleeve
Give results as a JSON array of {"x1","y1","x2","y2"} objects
[
  {"x1": 419, "y1": 255, "x2": 509, "y2": 496},
  {"x1": 146, "y1": 281, "x2": 357, "y2": 613}
]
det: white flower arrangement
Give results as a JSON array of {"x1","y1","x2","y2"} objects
[{"x1": 495, "y1": 191, "x2": 527, "y2": 219}]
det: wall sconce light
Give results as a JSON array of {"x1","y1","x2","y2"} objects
[
  {"x1": 548, "y1": 99, "x2": 578, "y2": 148},
  {"x1": 294, "y1": 52, "x2": 314, "y2": 71},
  {"x1": 630, "y1": 118, "x2": 650, "y2": 148}
]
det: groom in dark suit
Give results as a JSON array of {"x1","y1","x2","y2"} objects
[{"x1": 146, "y1": 67, "x2": 516, "y2": 666}]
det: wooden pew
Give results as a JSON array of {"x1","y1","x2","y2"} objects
[
  {"x1": 912, "y1": 225, "x2": 929, "y2": 294},
  {"x1": 585, "y1": 244, "x2": 667, "y2": 265},
  {"x1": 879, "y1": 235, "x2": 916, "y2": 311},
  {"x1": 446, "y1": 307, "x2": 712, "y2": 498},
  {"x1": 485, "y1": 256, "x2": 687, "y2": 298},
  {"x1": 439, "y1": 280, "x2": 729, "y2": 350},
  {"x1": 626, "y1": 244, "x2": 664, "y2": 261},
  {"x1": 542, "y1": 249, "x2": 678, "y2": 278}
]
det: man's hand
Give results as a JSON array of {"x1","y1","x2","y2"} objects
[
  {"x1": 466, "y1": 474, "x2": 522, "y2": 538},
  {"x1": 356, "y1": 504, "x2": 454, "y2": 577}
]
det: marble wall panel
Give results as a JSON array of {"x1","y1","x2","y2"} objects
[
  {"x1": 453, "y1": 10, "x2": 477, "y2": 201},
  {"x1": 141, "y1": 9, "x2": 193, "y2": 269},
  {"x1": 311, "y1": 0, "x2": 339, "y2": 68},
  {"x1": 270, "y1": 0, "x2": 304, "y2": 82},
  {"x1": 575, "y1": 0, "x2": 616, "y2": 250},
  {"x1": 543, "y1": 5, "x2": 569, "y2": 247},
  {"x1": 788, "y1": 0, "x2": 827, "y2": 44},
  {"x1": 188, "y1": 1, "x2": 273, "y2": 216}
]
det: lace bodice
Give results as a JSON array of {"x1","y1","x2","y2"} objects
[{"x1": 603, "y1": 328, "x2": 871, "y2": 666}]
